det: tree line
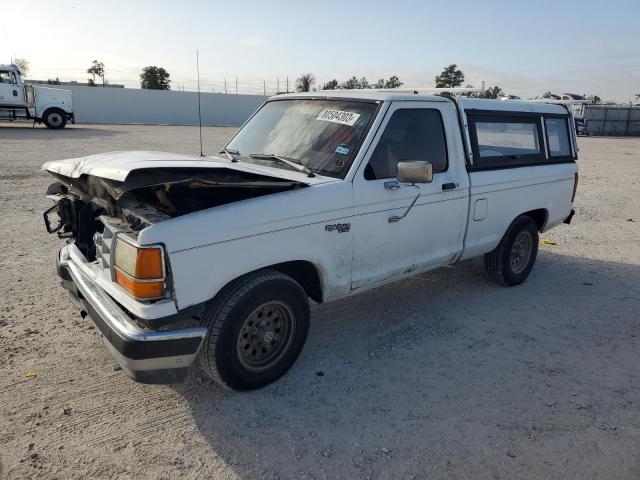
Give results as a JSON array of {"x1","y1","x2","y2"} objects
[
  {"x1": 12, "y1": 57, "x2": 635, "y2": 102},
  {"x1": 293, "y1": 65, "x2": 508, "y2": 97},
  {"x1": 294, "y1": 64, "x2": 628, "y2": 102},
  {"x1": 85, "y1": 60, "x2": 171, "y2": 90}
]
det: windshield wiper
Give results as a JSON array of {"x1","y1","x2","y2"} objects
[
  {"x1": 219, "y1": 147, "x2": 239, "y2": 162},
  {"x1": 248, "y1": 153, "x2": 316, "y2": 177}
]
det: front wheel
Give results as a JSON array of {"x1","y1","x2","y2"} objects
[
  {"x1": 484, "y1": 215, "x2": 539, "y2": 286},
  {"x1": 198, "y1": 270, "x2": 310, "y2": 391},
  {"x1": 43, "y1": 108, "x2": 67, "y2": 129}
]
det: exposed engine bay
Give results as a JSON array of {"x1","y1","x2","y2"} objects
[{"x1": 44, "y1": 167, "x2": 307, "y2": 261}]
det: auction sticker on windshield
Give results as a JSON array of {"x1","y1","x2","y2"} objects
[{"x1": 316, "y1": 109, "x2": 361, "y2": 126}]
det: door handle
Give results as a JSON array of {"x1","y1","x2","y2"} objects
[
  {"x1": 388, "y1": 191, "x2": 421, "y2": 223},
  {"x1": 442, "y1": 182, "x2": 456, "y2": 191}
]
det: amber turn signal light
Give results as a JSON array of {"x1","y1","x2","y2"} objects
[
  {"x1": 115, "y1": 271, "x2": 165, "y2": 299},
  {"x1": 135, "y1": 248, "x2": 164, "y2": 279}
]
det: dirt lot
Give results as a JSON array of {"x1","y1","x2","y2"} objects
[{"x1": 0, "y1": 123, "x2": 639, "y2": 480}]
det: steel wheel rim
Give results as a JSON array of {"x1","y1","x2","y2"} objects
[
  {"x1": 236, "y1": 301, "x2": 295, "y2": 373},
  {"x1": 509, "y1": 231, "x2": 533, "y2": 274},
  {"x1": 49, "y1": 113, "x2": 62, "y2": 127}
]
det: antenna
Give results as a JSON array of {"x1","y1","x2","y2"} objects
[{"x1": 196, "y1": 49, "x2": 204, "y2": 157}]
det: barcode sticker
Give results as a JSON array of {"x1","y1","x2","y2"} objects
[{"x1": 316, "y1": 109, "x2": 361, "y2": 126}]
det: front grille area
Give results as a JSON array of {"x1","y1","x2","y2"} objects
[
  {"x1": 94, "y1": 221, "x2": 117, "y2": 272},
  {"x1": 93, "y1": 216, "x2": 141, "y2": 278}
]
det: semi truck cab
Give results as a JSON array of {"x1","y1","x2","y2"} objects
[{"x1": 0, "y1": 64, "x2": 74, "y2": 129}]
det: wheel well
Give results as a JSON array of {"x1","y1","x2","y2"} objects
[
  {"x1": 43, "y1": 107, "x2": 63, "y2": 117},
  {"x1": 212, "y1": 261, "x2": 324, "y2": 307},
  {"x1": 522, "y1": 208, "x2": 548, "y2": 231},
  {"x1": 268, "y1": 261, "x2": 323, "y2": 303}
]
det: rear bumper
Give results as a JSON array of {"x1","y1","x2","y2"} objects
[{"x1": 57, "y1": 246, "x2": 207, "y2": 384}]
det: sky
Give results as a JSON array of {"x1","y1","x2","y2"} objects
[{"x1": 2, "y1": 0, "x2": 639, "y2": 101}]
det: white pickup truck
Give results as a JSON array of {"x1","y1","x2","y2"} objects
[
  {"x1": 0, "y1": 64, "x2": 74, "y2": 129},
  {"x1": 42, "y1": 92, "x2": 578, "y2": 390}
]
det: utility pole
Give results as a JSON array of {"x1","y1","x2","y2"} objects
[
  {"x1": 196, "y1": 49, "x2": 204, "y2": 157},
  {"x1": 235, "y1": 77, "x2": 238, "y2": 94},
  {"x1": 263, "y1": 80, "x2": 266, "y2": 96},
  {"x1": 277, "y1": 77, "x2": 280, "y2": 93},
  {"x1": 224, "y1": 79, "x2": 227, "y2": 94},
  {"x1": 286, "y1": 76, "x2": 289, "y2": 93}
]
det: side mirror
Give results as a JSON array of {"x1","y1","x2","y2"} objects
[{"x1": 397, "y1": 160, "x2": 433, "y2": 184}]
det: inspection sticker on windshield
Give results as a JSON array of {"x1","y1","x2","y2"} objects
[
  {"x1": 316, "y1": 109, "x2": 361, "y2": 126},
  {"x1": 335, "y1": 144, "x2": 350, "y2": 155}
]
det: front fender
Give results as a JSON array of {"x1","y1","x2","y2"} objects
[
  {"x1": 169, "y1": 221, "x2": 354, "y2": 310},
  {"x1": 137, "y1": 181, "x2": 356, "y2": 308}
]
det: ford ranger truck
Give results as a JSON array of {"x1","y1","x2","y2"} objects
[{"x1": 42, "y1": 92, "x2": 578, "y2": 390}]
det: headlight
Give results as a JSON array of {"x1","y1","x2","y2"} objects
[{"x1": 114, "y1": 237, "x2": 165, "y2": 299}]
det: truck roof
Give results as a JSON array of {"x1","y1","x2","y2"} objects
[
  {"x1": 271, "y1": 90, "x2": 451, "y2": 103},
  {"x1": 0, "y1": 64, "x2": 24, "y2": 76},
  {"x1": 270, "y1": 90, "x2": 569, "y2": 115}
]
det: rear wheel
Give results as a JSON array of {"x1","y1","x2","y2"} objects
[
  {"x1": 484, "y1": 215, "x2": 539, "y2": 286},
  {"x1": 43, "y1": 108, "x2": 67, "y2": 129},
  {"x1": 198, "y1": 270, "x2": 310, "y2": 391}
]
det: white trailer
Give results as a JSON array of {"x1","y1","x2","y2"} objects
[{"x1": 0, "y1": 64, "x2": 74, "y2": 129}]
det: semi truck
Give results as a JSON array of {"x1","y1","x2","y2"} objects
[{"x1": 0, "y1": 64, "x2": 74, "y2": 129}]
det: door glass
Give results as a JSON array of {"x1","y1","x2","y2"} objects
[
  {"x1": 365, "y1": 109, "x2": 448, "y2": 180},
  {"x1": 0, "y1": 71, "x2": 16, "y2": 84}
]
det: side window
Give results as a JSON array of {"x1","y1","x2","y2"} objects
[
  {"x1": 364, "y1": 108, "x2": 447, "y2": 180},
  {"x1": 476, "y1": 121, "x2": 540, "y2": 158},
  {"x1": 545, "y1": 117, "x2": 571, "y2": 158},
  {"x1": 0, "y1": 71, "x2": 15, "y2": 84},
  {"x1": 468, "y1": 114, "x2": 545, "y2": 169}
]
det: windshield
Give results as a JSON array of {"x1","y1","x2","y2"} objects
[{"x1": 226, "y1": 99, "x2": 379, "y2": 178}]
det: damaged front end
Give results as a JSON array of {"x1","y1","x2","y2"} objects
[
  {"x1": 44, "y1": 166, "x2": 307, "y2": 261},
  {"x1": 43, "y1": 160, "x2": 308, "y2": 384}
]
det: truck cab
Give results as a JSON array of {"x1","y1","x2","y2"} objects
[
  {"x1": 42, "y1": 91, "x2": 578, "y2": 390},
  {"x1": 0, "y1": 64, "x2": 74, "y2": 129}
]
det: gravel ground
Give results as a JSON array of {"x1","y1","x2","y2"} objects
[{"x1": 0, "y1": 123, "x2": 639, "y2": 480}]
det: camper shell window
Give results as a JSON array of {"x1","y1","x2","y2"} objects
[{"x1": 466, "y1": 110, "x2": 574, "y2": 169}]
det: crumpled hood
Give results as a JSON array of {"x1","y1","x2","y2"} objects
[{"x1": 41, "y1": 150, "x2": 333, "y2": 186}]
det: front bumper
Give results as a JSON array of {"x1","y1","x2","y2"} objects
[{"x1": 57, "y1": 246, "x2": 207, "y2": 384}]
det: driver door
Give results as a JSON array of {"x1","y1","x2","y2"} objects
[
  {"x1": 350, "y1": 101, "x2": 469, "y2": 290},
  {"x1": 0, "y1": 70, "x2": 23, "y2": 107}
]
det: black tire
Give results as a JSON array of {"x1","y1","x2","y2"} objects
[
  {"x1": 198, "y1": 269, "x2": 310, "y2": 391},
  {"x1": 43, "y1": 108, "x2": 67, "y2": 129},
  {"x1": 484, "y1": 215, "x2": 539, "y2": 287}
]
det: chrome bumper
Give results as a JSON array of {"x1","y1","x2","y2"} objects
[{"x1": 58, "y1": 247, "x2": 207, "y2": 384}]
